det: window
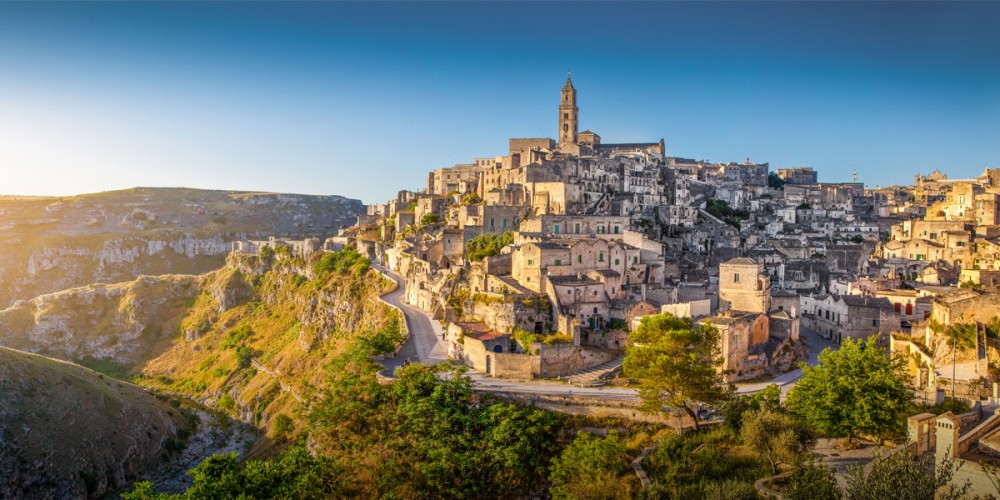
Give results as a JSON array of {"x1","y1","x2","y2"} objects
[
  {"x1": 872, "y1": 319, "x2": 878, "y2": 327},
  {"x1": 733, "y1": 273, "x2": 740, "y2": 283},
  {"x1": 563, "y1": 113, "x2": 569, "y2": 119},
  {"x1": 614, "y1": 259, "x2": 620, "y2": 265},
  {"x1": 553, "y1": 224, "x2": 560, "y2": 234},
  {"x1": 527, "y1": 259, "x2": 534, "y2": 266},
  {"x1": 502, "y1": 218, "x2": 507, "y2": 229},
  {"x1": 593, "y1": 307, "x2": 598, "y2": 314},
  {"x1": 554, "y1": 259, "x2": 562, "y2": 266},
  {"x1": 611, "y1": 287, "x2": 615, "y2": 294},
  {"x1": 614, "y1": 226, "x2": 620, "y2": 234},
  {"x1": 578, "y1": 255, "x2": 582, "y2": 263},
  {"x1": 599, "y1": 252, "x2": 604, "y2": 262},
  {"x1": 575, "y1": 223, "x2": 580, "y2": 234},
  {"x1": 633, "y1": 256, "x2": 638, "y2": 264}
]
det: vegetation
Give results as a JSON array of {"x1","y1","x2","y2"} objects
[
  {"x1": 741, "y1": 408, "x2": 814, "y2": 474},
  {"x1": 549, "y1": 431, "x2": 634, "y2": 500},
  {"x1": 624, "y1": 314, "x2": 731, "y2": 430},
  {"x1": 312, "y1": 246, "x2": 370, "y2": 277},
  {"x1": 784, "y1": 459, "x2": 842, "y2": 500},
  {"x1": 465, "y1": 232, "x2": 514, "y2": 261},
  {"x1": 420, "y1": 212, "x2": 440, "y2": 225},
  {"x1": 705, "y1": 198, "x2": 750, "y2": 228},
  {"x1": 786, "y1": 336, "x2": 911, "y2": 444},
  {"x1": 643, "y1": 426, "x2": 772, "y2": 497},
  {"x1": 768, "y1": 172, "x2": 786, "y2": 190},
  {"x1": 844, "y1": 449, "x2": 968, "y2": 500}
]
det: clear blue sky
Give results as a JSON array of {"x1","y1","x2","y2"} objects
[{"x1": 1, "y1": 2, "x2": 998, "y2": 203}]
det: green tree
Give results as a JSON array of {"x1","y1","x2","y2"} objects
[
  {"x1": 784, "y1": 458, "x2": 842, "y2": 500},
  {"x1": 721, "y1": 383, "x2": 782, "y2": 432},
  {"x1": 465, "y1": 232, "x2": 514, "y2": 261},
  {"x1": 624, "y1": 314, "x2": 731, "y2": 431},
  {"x1": 421, "y1": 212, "x2": 440, "y2": 225},
  {"x1": 767, "y1": 172, "x2": 786, "y2": 190},
  {"x1": 549, "y1": 431, "x2": 633, "y2": 500},
  {"x1": 845, "y1": 449, "x2": 968, "y2": 500},
  {"x1": 740, "y1": 408, "x2": 811, "y2": 474},
  {"x1": 786, "y1": 336, "x2": 911, "y2": 444}
]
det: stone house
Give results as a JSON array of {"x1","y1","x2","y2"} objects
[
  {"x1": 801, "y1": 294, "x2": 899, "y2": 344},
  {"x1": 718, "y1": 257, "x2": 771, "y2": 314}
]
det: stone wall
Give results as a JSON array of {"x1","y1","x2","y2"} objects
[
  {"x1": 492, "y1": 352, "x2": 540, "y2": 379},
  {"x1": 537, "y1": 343, "x2": 619, "y2": 378}
]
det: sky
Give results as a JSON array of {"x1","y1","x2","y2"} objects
[{"x1": 0, "y1": 2, "x2": 998, "y2": 204}]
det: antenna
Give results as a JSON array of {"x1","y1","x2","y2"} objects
[{"x1": 852, "y1": 168, "x2": 858, "y2": 183}]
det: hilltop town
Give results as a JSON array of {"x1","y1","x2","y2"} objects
[{"x1": 327, "y1": 75, "x2": 991, "y2": 385}]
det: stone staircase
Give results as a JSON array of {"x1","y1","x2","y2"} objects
[{"x1": 562, "y1": 355, "x2": 625, "y2": 387}]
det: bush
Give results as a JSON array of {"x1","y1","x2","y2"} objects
[
  {"x1": 235, "y1": 346, "x2": 254, "y2": 369},
  {"x1": 705, "y1": 199, "x2": 750, "y2": 228},
  {"x1": 421, "y1": 213, "x2": 440, "y2": 225},
  {"x1": 312, "y1": 247, "x2": 370, "y2": 277},
  {"x1": 466, "y1": 232, "x2": 514, "y2": 261},
  {"x1": 272, "y1": 413, "x2": 294, "y2": 441},
  {"x1": 549, "y1": 431, "x2": 633, "y2": 500}
]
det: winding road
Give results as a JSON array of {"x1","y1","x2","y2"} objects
[{"x1": 373, "y1": 262, "x2": 832, "y2": 400}]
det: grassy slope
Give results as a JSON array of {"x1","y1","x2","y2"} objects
[
  {"x1": 0, "y1": 347, "x2": 191, "y2": 499},
  {"x1": 137, "y1": 250, "x2": 396, "y2": 444}
]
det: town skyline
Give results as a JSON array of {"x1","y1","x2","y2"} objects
[{"x1": 1, "y1": 2, "x2": 999, "y2": 203}]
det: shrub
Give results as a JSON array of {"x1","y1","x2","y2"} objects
[
  {"x1": 466, "y1": 232, "x2": 514, "y2": 261},
  {"x1": 272, "y1": 413, "x2": 294, "y2": 441}
]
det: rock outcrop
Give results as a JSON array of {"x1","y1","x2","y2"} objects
[{"x1": 0, "y1": 187, "x2": 363, "y2": 308}]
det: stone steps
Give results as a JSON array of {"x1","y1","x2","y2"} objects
[{"x1": 562, "y1": 355, "x2": 626, "y2": 387}]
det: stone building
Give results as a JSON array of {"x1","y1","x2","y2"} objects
[
  {"x1": 718, "y1": 257, "x2": 771, "y2": 314},
  {"x1": 776, "y1": 167, "x2": 818, "y2": 185}
]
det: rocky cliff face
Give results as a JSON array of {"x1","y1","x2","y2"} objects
[
  {"x1": 0, "y1": 187, "x2": 363, "y2": 308},
  {"x1": 138, "y1": 249, "x2": 397, "y2": 439},
  {"x1": 0, "y1": 274, "x2": 202, "y2": 366},
  {"x1": 0, "y1": 347, "x2": 190, "y2": 499},
  {"x1": 0, "y1": 246, "x2": 397, "y2": 443}
]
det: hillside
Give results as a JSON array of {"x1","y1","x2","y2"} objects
[
  {"x1": 0, "y1": 274, "x2": 203, "y2": 369},
  {"x1": 136, "y1": 246, "x2": 400, "y2": 440},
  {"x1": 0, "y1": 187, "x2": 363, "y2": 308},
  {"x1": 0, "y1": 347, "x2": 191, "y2": 499},
  {"x1": 0, "y1": 244, "x2": 401, "y2": 444}
]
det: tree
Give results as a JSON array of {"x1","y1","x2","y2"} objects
[
  {"x1": 768, "y1": 172, "x2": 786, "y2": 190},
  {"x1": 786, "y1": 336, "x2": 911, "y2": 444},
  {"x1": 624, "y1": 313, "x2": 732, "y2": 431},
  {"x1": 548, "y1": 431, "x2": 633, "y2": 500},
  {"x1": 721, "y1": 383, "x2": 782, "y2": 432},
  {"x1": 741, "y1": 408, "x2": 811, "y2": 474},
  {"x1": 844, "y1": 449, "x2": 968, "y2": 500},
  {"x1": 421, "y1": 212, "x2": 440, "y2": 225},
  {"x1": 784, "y1": 459, "x2": 842, "y2": 500}
]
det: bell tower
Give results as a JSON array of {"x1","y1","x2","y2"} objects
[{"x1": 558, "y1": 72, "x2": 578, "y2": 145}]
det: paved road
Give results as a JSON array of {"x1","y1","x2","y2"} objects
[
  {"x1": 374, "y1": 263, "x2": 448, "y2": 375},
  {"x1": 374, "y1": 262, "x2": 832, "y2": 400}
]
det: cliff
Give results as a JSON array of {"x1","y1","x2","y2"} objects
[
  {"x1": 0, "y1": 187, "x2": 363, "y2": 308},
  {"x1": 0, "y1": 274, "x2": 202, "y2": 368},
  {"x1": 0, "y1": 347, "x2": 190, "y2": 499},
  {"x1": 137, "y1": 248, "x2": 399, "y2": 440}
]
